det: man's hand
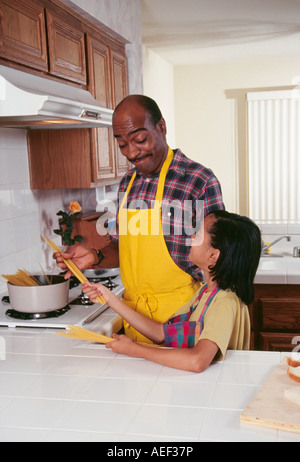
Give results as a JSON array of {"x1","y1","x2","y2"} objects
[{"x1": 53, "y1": 244, "x2": 97, "y2": 279}]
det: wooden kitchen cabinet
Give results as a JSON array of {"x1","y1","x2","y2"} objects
[
  {"x1": 0, "y1": 0, "x2": 48, "y2": 71},
  {"x1": 87, "y1": 33, "x2": 116, "y2": 182},
  {"x1": 16, "y1": 0, "x2": 130, "y2": 189},
  {"x1": 46, "y1": 9, "x2": 86, "y2": 84},
  {"x1": 0, "y1": 0, "x2": 87, "y2": 84},
  {"x1": 89, "y1": 45, "x2": 130, "y2": 183},
  {"x1": 27, "y1": 128, "x2": 92, "y2": 189},
  {"x1": 110, "y1": 49, "x2": 131, "y2": 179},
  {"x1": 249, "y1": 284, "x2": 300, "y2": 352},
  {"x1": 28, "y1": 34, "x2": 129, "y2": 188}
]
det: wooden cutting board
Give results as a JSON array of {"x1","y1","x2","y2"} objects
[{"x1": 241, "y1": 357, "x2": 300, "y2": 434}]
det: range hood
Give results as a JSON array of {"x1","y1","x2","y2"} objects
[{"x1": 0, "y1": 66, "x2": 113, "y2": 129}]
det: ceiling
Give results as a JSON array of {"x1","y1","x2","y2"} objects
[{"x1": 140, "y1": 0, "x2": 300, "y2": 65}]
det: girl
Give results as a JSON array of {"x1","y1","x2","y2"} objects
[{"x1": 82, "y1": 211, "x2": 261, "y2": 373}]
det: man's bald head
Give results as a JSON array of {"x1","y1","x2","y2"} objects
[{"x1": 113, "y1": 95, "x2": 163, "y2": 128}]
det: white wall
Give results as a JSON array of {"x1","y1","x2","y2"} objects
[{"x1": 142, "y1": 46, "x2": 176, "y2": 148}]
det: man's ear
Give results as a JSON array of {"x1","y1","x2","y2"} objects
[{"x1": 157, "y1": 118, "x2": 167, "y2": 136}]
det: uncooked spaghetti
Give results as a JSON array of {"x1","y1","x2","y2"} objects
[
  {"x1": 42, "y1": 235, "x2": 106, "y2": 305},
  {"x1": 1, "y1": 269, "x2": 42, "y2": 286}
]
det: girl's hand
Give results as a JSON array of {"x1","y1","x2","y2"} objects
[
  {"x1": 82, "y1": 281, "x2": 112, "y2": 303},
  {"x1": 106, "y1": 334, "x2": 137, "y2": 356}
]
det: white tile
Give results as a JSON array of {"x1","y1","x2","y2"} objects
[
  {"x1": 0, "y1": 186, "x2": 12, "y2": 221},
  {"x1": 218, "y1": 362, "x2": 274, "y2": 386},
  {"x1": 45, "y1": 355, "x2": 113, "y2": 377},
  {"x1": 0, "y1": 150, "x2": 9, "y2": 185},
  {"x1": 24, "y1": 188, "x2": 39, "y2": 214},
  {"x1": 27, "y1": 212, "x2": 41, "y2": 247},
  {"x1": 43, "y1": 429, "x2": 123, "y2": 442},
  {"x1": 0, "y1": 254, "x2": 18, "y2": 290},
  {"x1": 0, "y1": 427, "x2": 49, "y2": 442},
  {"x1": 157, "y1": 360, "x2": 222, "y2": 382},
  {"x1": 0, "y1": 372, "x2": 37, "y2": 396},
  {"x1": 259, "y1": 223, "x2": 288, "y2": 234},
  {"x1": 287, "y1": 223, "x2": 300, "y2": 234},
  {"x1": 81, "y1": 377, "x2": 154, "y2": 404},
  {"x1": 278, "y1": 430, "x2": 300, "y2": 442},
  {"x1": 199, "y1": 409, "x2": 277, "y2": 442},
  {"x1": 0, "y1": 353, "x2": 59, "y2": 374},
  {"x1": 0, "y1": 129, "x2": 26, "y2": 149},
  {"x1": 13, "y1": 216, "x2": 28, "y2": 251},
  {"x1": 7, "y1": 148, "x2": 29, "y2": 184},
  {"x1": 10, "y1": 183, "x2": 27, "y2": 219},
  {"x1": 126, "y1": 404, "x2": 208, "y2": 439},
  {"x1": 0, "y1": 396, "x2": 13, "y2": 412},
  {"x1": 0, "y1": 221, "x2": 15, "y2": 257},
  {"x1": 20, "y1": 334, "x2": 78, "y2": 355},
  {"x1": 21, "y1": 374, "x2": 95, "y2": 400},
  {"x1": 0, "y1": 332, "x2": 34, "y2": 354},
  {"x1": 102, "y1": 357, "x2": 163, "y2": 379},
  {"x1": 56, "y1": 401, "x2": 140, "y2": 434},
  {"x1": 145, "y1": 380, "x2": 216, "y2": 408},
  {"x1": 210, "y1": 383, "x2": 260, "y2": 410},
  {"x1": 0, "y1": 397, "x2": 74, "y2": 429},
  {"x1": 225, "y1": 349, "x2": 280, "y2": 365}
]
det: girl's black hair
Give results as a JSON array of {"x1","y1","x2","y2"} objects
[{"x1": 207, "y1": 210, "x2": 261, "y2": 305}]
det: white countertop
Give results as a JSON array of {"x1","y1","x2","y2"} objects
[
  {"x1": 0, "y1": 316, "x2": 300, "y2": 442},
  {"x1": 255, "y1": 255, "x2": 300, "y2": 284}
]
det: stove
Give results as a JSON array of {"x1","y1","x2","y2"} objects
[{"x1": 0, "y1": 269, "x2": 123, "y2": 329}]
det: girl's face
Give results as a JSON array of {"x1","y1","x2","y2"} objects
[{"x1": 189, "y1": 214, "x2": 218, "y2": 269}]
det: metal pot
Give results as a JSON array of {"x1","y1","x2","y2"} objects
[
  {"x1": 82, "y1": 268, "x2": 120, "y2": 279},
  {"x1": 7, "y1": 275, "x2": 69, "y2": 313}
]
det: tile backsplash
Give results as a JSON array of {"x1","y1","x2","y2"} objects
[
  {"x1": 0, "y1": 129, "x2": 41, "y2": 293},
  {"x1": 0, "y1": 128, "x2": 98, "y2": 294}
]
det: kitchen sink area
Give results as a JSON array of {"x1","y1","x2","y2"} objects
[{"x1": 256, "y1": 255, "x2": 300, "y2": 284}]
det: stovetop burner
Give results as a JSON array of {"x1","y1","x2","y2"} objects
[
  {"x1": 6, "y1": 305, "x2": 70, "y2": 320},
  {"x1": 70, "y1": 275, "x2": 119, "y2": 306}
]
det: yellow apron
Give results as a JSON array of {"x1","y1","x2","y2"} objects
[{"x1": 119, "y1": 147, "x2": 200, "y2": 343}]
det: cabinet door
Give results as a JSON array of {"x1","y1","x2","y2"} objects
[
  {"x1": 86, "y1": 35, "x2": 115, "y2": 181},
  {"x1": 110, "y1": 49, "x2": 130, "y2": 178},
  {"x1": 259, "y1": 332, "x2": 300, "y2": 352},
  {"x1": 0, "y1": 0, "x2": 48, "y2": 71},
  {"x1": 27, "y1": 129, "x2": 92, "y2": 189},
  {"x1": 46, "y1": 9, "x2": 86, "y2": 84}
]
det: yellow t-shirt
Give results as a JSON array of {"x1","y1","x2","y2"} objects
[{"x1": 171, "y1": 287, "x2": 250, "y2": 361}]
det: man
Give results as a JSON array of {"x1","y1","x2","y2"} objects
[{"x1": 54, "y1": 95, "x2": 224, "y2": 342}]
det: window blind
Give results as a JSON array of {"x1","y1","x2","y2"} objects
[{"x1": 247, "y1": 90, "x2": 300, "y2": 222}]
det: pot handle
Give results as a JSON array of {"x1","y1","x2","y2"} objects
[{"x1": 1, "y1": 296, "x2": 10, "y2": 304}]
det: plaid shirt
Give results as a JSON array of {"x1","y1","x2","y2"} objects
[{"x1": 111, "y1": 148, "x2": 224, "y2": 281}]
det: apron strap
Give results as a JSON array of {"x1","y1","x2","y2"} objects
[
  {"x1": 197, "y1": 286, "x2": 220, "y2": 323},
  {"x1": 119, "y1": 172, "x2": 137, "y2": 210},
  {"x1": 119, "y1": 147, "x2": 174, "y2": 212},
  {"x1": 155, "y1": 147, "x2": 174, "y2": 203}
]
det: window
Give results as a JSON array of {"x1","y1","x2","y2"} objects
[{"x1": 247, "y1": 90, "x2": 300, "y2": 223}]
